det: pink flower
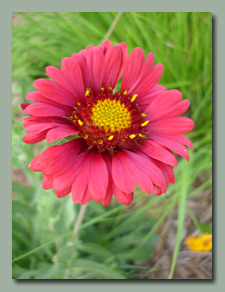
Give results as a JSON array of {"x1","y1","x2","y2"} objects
[{"x1": 22, "y1": 40, "x2": 194, "y2": 206}]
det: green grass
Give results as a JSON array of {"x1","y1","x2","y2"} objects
[{"x1": 12, "y1": 12, "x2": 212, "y2": 279}]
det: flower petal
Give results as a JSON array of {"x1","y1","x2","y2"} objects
[
  {"x1": 88, "y1": 151, "x2": 108, "y2": 202},
  {"x1": 147, "y1": 117, "x2": 194, "y2": 135},
  {"x1": 23, "y1": 103, "x2": 69, "y2": 117},
  {"x1": 86, "y1": 47, "x2": 105, "y2": 93},
  {"x1": 103, "y1": 45, "x2": 123, "y2": 91},
  {"x1": 45, "y1": 66, "x2": 77, "y2": 97},
  {"x1": 33, "y1": 78, "x2": 76, "y2": 106},
  {"x1": 46, "y1": 125, "x2": 78, "y2": 143},
  {"x1": 42, "y1": 176, "x2": 54, "y2": 190},
  {"x1": 112, "y1": 152, "x2": 135, "y2": 193},
  {"x1": 117, "y1": 150, "x2": 155, "y2": 194},
  {"x1": 141, "y1": 140, "x2": 177, "y2": 166},
  {"x1": 148, "y1": 133, "x2": 191, "y2": 161},
  {"x1": 61, "y1": 57, "x2": 86, "y2": 101},
  {"x1": 29, "y1": 154, "x2": 42, "y2": 171},
  {"x1": 121, "y1": 47, "x2": 145, "y2": 94},
  {"x1": 113, "y1": 185, "x2": 134, "y2": 205},
  {"x1": 39, "y1": 139, "x2": 84, "y2": 176}
]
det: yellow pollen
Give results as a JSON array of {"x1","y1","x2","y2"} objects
[
  {"x1": 101, "y1": 86, "x2": 104, "y2": 91},
  {"x1": 85, "y1": 88, "x2": 90, "y2": 96},
  {"x1": 78, "y1": 120, "x2": 83, "y2": 126},
  {"x1": 139, "y1": 134, "x2": 143, "y2": 137},
  {"x1": 84, "y1": 134, "x2": 88, "y2": 139},
  {"x1": 123, "y1": 89, "x2": 128, "y2": 95},
  {"x1": 77, "y1": 101, "x2": 81, "y2": 106},
  {"x1": 131, "y1": 94, "x2": 138, "y2": 102},
  {"x1": 129, "y1": 134, "x2": 136, "y2": 139},
  {"x1": 141, "y1": 120, "x2": 149, "y2": 127},
  {"x1": 91, "y1": 98, "x2": 132, "y2": 133},
  {"x1": 108, "y1": 135, "x2": 114, "y2": 140},
  {"x1": 98, "y1": 140, "x2": 103, "y2": 144},
  {"x1": 141, "y1": 113, "x2": 147, "y2": 117},
  {"x1": 109, "y1": 86, "x2": 113, "y2": 91}
]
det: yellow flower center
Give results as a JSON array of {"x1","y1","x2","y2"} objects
[{"x1": 91, "y1": 98, "x2": 132, "y2": 133}]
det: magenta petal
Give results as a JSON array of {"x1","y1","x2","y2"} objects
[
  {"x1": 121, "y1": 47, "x2": 145, "y2": 94},
  {"x1": 46, "y1": 66, "x2": 77, "y2": 96},
  {"x1": 148, "y1": 99, "x2": 190, "y2": 122},
  {"x1": 33, "y1": 79, "x2": 76, "y2": 106},
  {"x1": 53, "y1": 150, "x2": 88, "y2": 196},
  {"x1": 175, "y1": 134, "x2": 193, "y2": 150},
  {"x1": 134, "y1": 63, "x2": 164, "y2": 97},
  {"x1": 21, "y1": 103, "x2": 30, "y2": 110},
  {"x1": 148, "y1": 90, "x2": 182, "y2": 112},
  {"x1": 123, "y1": 149, "x2": 166, "y2": 188},
  {"x1": 103, "y1": 45, "x2": 123, "y2": 90},
  {"x1": 23, "y1": 103, "x2": 69, "y2": 118},
  {"x1": 23, "y1": 129, "x2": 48, "y2": 144},
  {"x1": 42, "y1": 176, "x2": 53, "y2": 190},
  {"x1": 118, "y1": 150, "x2": 155, "y2": 194},
  {"x1": 61, "y1": 57, "x2": 86, "y2": 101},
  {"x1": 117, "y1": 42, "x2": 128, "y2": 80},
  {"x1": 100, "y1": 40, "x2": 112, "y2": 54},
  {"x1": 86, "y1": 47, "x2": 105, "y2": 93},
  {"x1": 71, "y1": 53, "x2": 89, "y2": 89},
  {"x1": 147, "y1": 117, "x2": 194, "y2": 135},
  {"x1": 101, "y1": 153, "x2": 114, "y2": 206},
  {"x1": 39, "y1": 139, "x2": 84, "y2": 176},
  {"x1": 79, "y1": 190, "x2": 92, "y2": 205},
  {"x1": 113, "y1": 185, "x2": 134, "y2": 205},
  {"x1": 88, "y1": 151, "x2": 108, "y2": 202},
  {"x1": 46, "y1": 125, "x2": 78, "y2": 143},
  {"x1": 55, "y1": 187, "x2": 71, "y2": 198},
  {"x1": 141, "y1": 140, "x2": 177, "y2": 166},
  {"x1": 149, "y1": 133, "x2": 190, "y2": 161},
  {"x1": 72, "y1": 172, "x2": 89, "y2": 204},
  {"x1": 25, "y1": 91, "x2": 70, "y2": 109},
  {"x1": 25, "y1": 123, "x2": 57, "y2": 132},
  {"x1": 112, "y1": 152, "x2": 135, "y2": 193},
  {"x1": 29, "y1": 154, "x2": 42, "y2": 171}
]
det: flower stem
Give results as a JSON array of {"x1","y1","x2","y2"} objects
[
  {"x1": 101, "y1": 12, "x2": 123, "y2": 43},
  {"x1": 72, "y1": 204, "x2": 88, "y2": 241},
  {"x1": 64, "y1": 204, "x2": 88, "y2": 279}
]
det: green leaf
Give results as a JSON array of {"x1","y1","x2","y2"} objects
[
  {"x1": 78, "y1": 242, "x2": 114, "y2": 259},
  {"x1": 71, "y1": 259, "x2": 126, "y2": 279},
  {"x1": 129, "y1": 234, "x2": 159, "y2": 261},
  {"x1": 56, "y1": 244, "x2": 78, "y2": 262},
  {"x1": 198, "y1": 224, "x2": 212, "y2": 234}
]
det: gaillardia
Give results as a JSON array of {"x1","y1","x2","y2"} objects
[{"x1": 21, "y1": 40, "x2": 194, "y2": 206}]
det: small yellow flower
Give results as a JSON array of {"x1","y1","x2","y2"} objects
[{"x1": 185, "y1": 233, "x2": 212, "y2": 252}]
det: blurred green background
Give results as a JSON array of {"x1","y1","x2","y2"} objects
[{"x1": 12, "y1": 12, "x2": 212, "y2": 279}]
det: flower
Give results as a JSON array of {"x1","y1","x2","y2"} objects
[
  {"x1": 21, "y1": 40, "x2": 194, "y2": 206},
  {"x1": 185, "y1": 233, "x2": 212, "y2": 252}
]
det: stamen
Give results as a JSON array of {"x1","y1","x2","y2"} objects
[
  {"x1": 141, "y1": 120, "x2": 149, "y2": 127},
  {"x1": 129, "y1": 134, "x2": 136, "y2": 139},
  {"x1": 85, "y1": 88, "x2": 90, "y2": 96},
  {"x1": 108, "y1": 135, "x2": 114, "y2": 140},
  {"x1": 123, "y1": 89, "x2": 128, "y2": 95},
  {"x1": 78, "y1": 120, "x2": 83, "y2": 126},
  {"x1": 141, "y1": 113, "x2": 147, "y2": 117},
  {"x1": 131, "y1": 94, "x2": 138, "y2": 102},
  {"x1": 139, "y1": 134, "x2": 143, "y2": 137}
]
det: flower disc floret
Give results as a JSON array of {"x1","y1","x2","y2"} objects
[{"x1": 70, "y1": 87, "x2": 147, "y2": 152}]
